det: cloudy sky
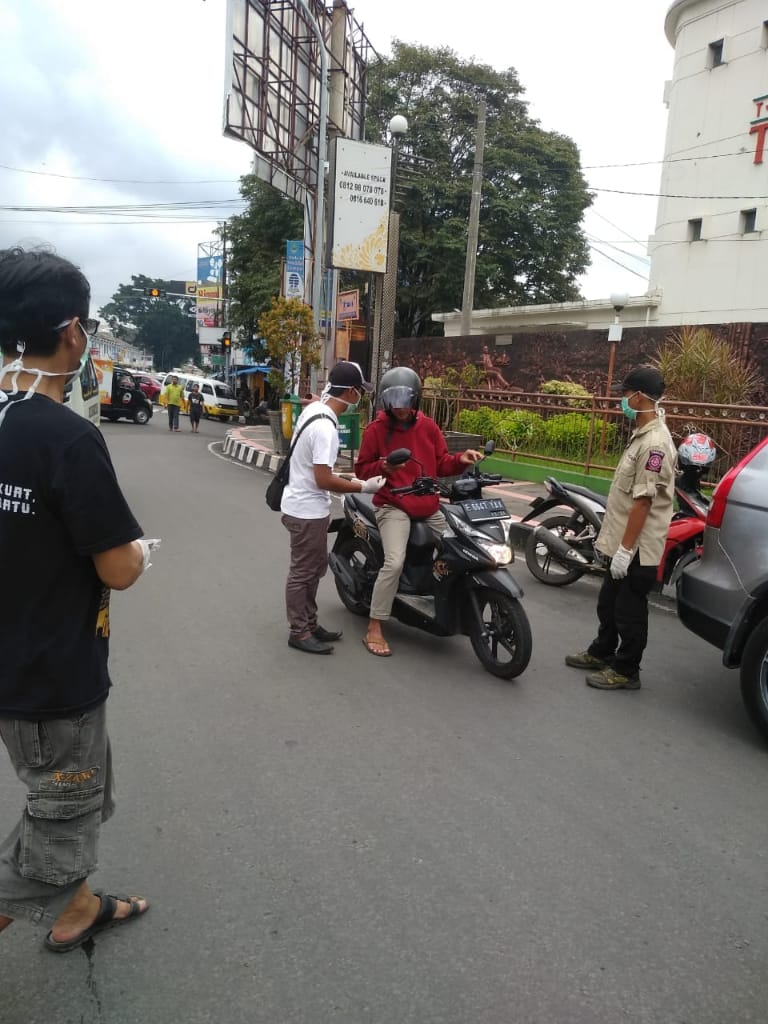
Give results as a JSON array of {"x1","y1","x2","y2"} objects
[{"x1": 0, "y1": 0, "x2": 676, "y2": 315}]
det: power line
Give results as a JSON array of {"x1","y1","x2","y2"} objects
[
  {"x1": 585, "y1": 233, "x2": 650, "y2": 265},
  {"x1": 591, "y1": 187, "x2": 768, "y2": 201},
  {"x1": 589, "y1": 242, "x2": 651, "y2": 282},
  {"x1": 0, "y1": 162, "x2": 239, "y2": 185}
]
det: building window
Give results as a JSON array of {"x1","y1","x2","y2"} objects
[
  {"x1": 688, "y1": 218, "x2": 703, "y2": 242},
  {"x1": 708, "y1": 39, "x2": 725, "y2": 68},
  {"x1": 762, "y1": 21, "x2": 768, "y2": 48},
  {"x1": 741, "y1": 208, "x2": 758, "y2": 233}
]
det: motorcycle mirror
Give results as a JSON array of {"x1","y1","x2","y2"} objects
[
  {"x1": 484, "y1": 440, "x2": 495, "y2": 456},
  {"x1": 386, "y1": 448, "x2": 412, "y2": 466}
]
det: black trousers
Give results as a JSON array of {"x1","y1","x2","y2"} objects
[
  {"x1": 588, "y1": 558, "x2": 658, "y2": 677},
  {"x1": 168, "y1": 404, "x2": 180, "y2": 430}
]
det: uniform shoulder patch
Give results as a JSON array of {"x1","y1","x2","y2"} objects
[{"x1": 645, "y1": 449, "x2": 665, "y2": 473}]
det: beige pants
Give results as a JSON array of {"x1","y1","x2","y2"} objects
[{"x1": 370, "y1": 506, "x2": 445, "y2": 621}]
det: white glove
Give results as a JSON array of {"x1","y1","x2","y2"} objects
[
  {"x1": 355, "y1": 475, "x2": 387, "y2": 494},
  {"x1": 138, "y1": 538, "x2": 162, "y2": 572},
  {"x1": 610, "y1": 545, "x2": 633, "y2": 580}
]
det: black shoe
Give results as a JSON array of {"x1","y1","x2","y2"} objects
[
  {"x1": 288, "y1": 635, "x2": 334, "y2": 654},
  {"x1": 313, "y1": 626, "x2": 343, "y2": 642}
]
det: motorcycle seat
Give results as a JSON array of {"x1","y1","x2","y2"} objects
[
  {"x1": 345, "y1": 492, "x2": 378, "y2": 524},
  {"x1": 548, "y1": 477, "x2": 606, "y2": 506}
]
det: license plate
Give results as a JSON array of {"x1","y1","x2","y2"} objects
[{"x1": 461, "y1": 498, "x2": 509, "y2": 522}]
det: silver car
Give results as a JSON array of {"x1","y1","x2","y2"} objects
[{"x1": 677, "y1": 436, "x2": 768, "y2": 741}]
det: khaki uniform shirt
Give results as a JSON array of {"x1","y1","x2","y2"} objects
[{"x1": 595, "y1": 417, "x2": 677, "y2": 567}]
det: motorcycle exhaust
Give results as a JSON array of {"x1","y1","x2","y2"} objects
[{"x1": 533, "y1": 524, "x2": 595, "y2": 570}]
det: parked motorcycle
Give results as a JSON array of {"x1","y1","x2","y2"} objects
[
  {"x1": 328, "y1": 443, "x2": 532, "y2": 679},
  {"x1": 520, "y1": 432, "x2": 716, "y2": 590}
]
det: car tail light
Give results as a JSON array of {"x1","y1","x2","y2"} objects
[{"x1": 707, "y1": 436, "x2": 768, "y2": 529}]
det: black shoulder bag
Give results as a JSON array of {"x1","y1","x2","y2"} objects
[{"x1": 265, "y1": 413, "x2": 334, "y2": 511}]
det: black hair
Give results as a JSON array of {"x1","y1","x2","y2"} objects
[{"x1": 0, "y1": 246, "x2": 91, "y2": 357}]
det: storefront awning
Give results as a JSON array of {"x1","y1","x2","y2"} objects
[{"x1": 235, "y1": 365, "x2": 271, "y2": 377}]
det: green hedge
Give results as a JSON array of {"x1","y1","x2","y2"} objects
[{"x1": 454, "y1": 406, "x2": 617, "y2": 458}]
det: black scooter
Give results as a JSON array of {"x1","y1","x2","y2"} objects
[{"x1": 327, "y1": 443, "x2": 532, "y2": 679}]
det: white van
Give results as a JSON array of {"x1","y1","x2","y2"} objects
[
  {"x1": 159, "y1": 372, "x2": 239, "y2": 422},
  {"x1": 63, "y1": 354, "x2": 100, "y2": 425}
]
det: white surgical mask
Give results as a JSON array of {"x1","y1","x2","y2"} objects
[{"x1": 0, "y1": 321, "x2": 89, "y2": 429}]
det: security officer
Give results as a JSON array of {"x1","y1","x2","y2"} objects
[{"x1": 565, "y1": 366, "x2": 676, "y2": 690}]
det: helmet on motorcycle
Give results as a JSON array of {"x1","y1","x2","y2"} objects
[
  {"x1": 379, "y1": 366, "x2": 422, "y2": 414},
  {"x1": 677, "y1": 432, "x2": 717, "y2": 468}
]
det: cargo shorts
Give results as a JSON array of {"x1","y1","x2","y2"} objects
[{"x1": 0, "y1": 702, "x2": 114, "y2": 924}]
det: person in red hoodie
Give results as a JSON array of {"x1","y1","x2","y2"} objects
[{"x1": 355, "y1": 367, "x2": 482, "y2": 656}]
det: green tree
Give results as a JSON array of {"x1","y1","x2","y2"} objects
[
  {"x1": 224, "y1": 176, "x2": 304, "y2": 355},
  {"x1": 258, "y1": 297, "x2": 320, "y2": 395},
  {"x1": 367, "y1": 42, "x2": 593, "y2": 336},
  {"x1": 98, "y1": 275, "x2": 198, "y2": 370}
]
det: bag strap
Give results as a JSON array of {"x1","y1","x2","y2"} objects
[{"x1": 284, "y1": 412, "x2": 335, "y2": 464}]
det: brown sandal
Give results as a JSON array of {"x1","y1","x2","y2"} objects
[{"x1": 362, "y1": 636, "x2": 391, "y2": 657}]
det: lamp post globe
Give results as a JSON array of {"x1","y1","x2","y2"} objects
[
  {"x1": 388, "y1": 114, "x2": 409, "y2": 139},
  {"x1": 609, "y1": 291, "x2": 630, "y2": 314}
]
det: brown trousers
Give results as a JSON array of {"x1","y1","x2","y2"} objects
[{"x1": 281, "y1": 513, "x2": 330, "y2": 639}]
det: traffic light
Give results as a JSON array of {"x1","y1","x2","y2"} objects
[
  {"x1": 143, "y1": 287, "x2": 166, "y2": 298},
  {"x1": 221, "y1": 332, "x2": 231, "y2": 352}
]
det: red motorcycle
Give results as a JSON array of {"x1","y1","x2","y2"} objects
[{"x1": 522, "y1": 433, "x2": 716, "y2": 590}]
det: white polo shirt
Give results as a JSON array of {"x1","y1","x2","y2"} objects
[{"x1": 280, "y1": 401, "x2": 339, "y2": 519}]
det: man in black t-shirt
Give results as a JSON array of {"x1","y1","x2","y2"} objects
[
  {"x1": 188, "y1": 382, "x2": 204, "y2": 432},
  {"x1": 0, "y1": 247, "x2": 155, "y2": 953}
]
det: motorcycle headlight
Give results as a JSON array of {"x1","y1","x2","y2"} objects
[{"x1": 477, "y1": 540, "x2": 513, "y2": 565}]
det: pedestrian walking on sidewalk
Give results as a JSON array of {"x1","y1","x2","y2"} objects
[
  {"x1": 280, "y1": 361, "x2": 385, "y2": 654},
  {"x1": 0, "y1": 246, "x2": 156, "y2": 952},
  {"x1": 164, "y1": 375, "x2": 183, "y2": 431},
  {"x1": 565, "y1": 366, "x2": 676, "y2": 690}
]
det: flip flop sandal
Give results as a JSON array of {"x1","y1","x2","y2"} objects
[
  {"x1": 362, "y1": 637, "x2": 392, "y2": 657},
  {"x1": 44, "y1": 893, "x2": 148, "y2": 953}
]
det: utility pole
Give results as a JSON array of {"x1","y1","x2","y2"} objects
[
  {"x1": 460, "y1": 100, "x2": 486, "y2": 337},
  {"x1": 220, "y1": 224, "x2": 229, "y2": 379}
]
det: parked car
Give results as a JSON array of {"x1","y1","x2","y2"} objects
[
  {"x1": 131, "y1": 372, "x2": 162, "y2": 403},
  {"x1": 677, "y1": 436, "x2": 768, "y2": 741}
]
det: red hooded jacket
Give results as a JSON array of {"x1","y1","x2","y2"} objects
[{"x1": 354, "y1": 410, "x2": 466, "y2": 518}]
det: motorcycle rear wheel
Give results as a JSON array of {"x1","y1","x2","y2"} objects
[
  {"x1": 524, "y1": 513, "x2": 588, "y2": 587},
  {"x1": 333, "y1": 535, "x2": 374, "y2": 616},
  {"x1": 468, "y1": 588, "x2": 532, "y2": 679}
]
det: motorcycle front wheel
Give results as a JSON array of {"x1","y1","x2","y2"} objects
[
  {"x1": 332, "y1": 535, "x2": 374, "y2": 617},
  {"x1": 468, "y1": 588, "x2": 532, "y2": 679},
  {"x1": 524, "y1": 513, "x2": 588, "y2": 587}
]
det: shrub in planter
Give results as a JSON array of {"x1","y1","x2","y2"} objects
[
  {"x1": 542, "y1": 413, "x2": 617, "y2": 456},
  {"x1": 539, "y1": 379, "x2": 591, "y2": 409}
]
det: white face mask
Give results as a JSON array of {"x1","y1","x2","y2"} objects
[{"x1": 0, "y1": 321, "x2": 89, "y2": 429}]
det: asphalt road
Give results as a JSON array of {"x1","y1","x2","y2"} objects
[{"x1": 2, "y1": 410, "x2": 766, "y2": 1024}]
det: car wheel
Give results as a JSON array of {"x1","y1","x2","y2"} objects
[
  {"x1": 739, "y1": 616, "x2": 768, "y2": 742},
  {"x1": 133, "y1": 407, "x2": 150, "y2": 425}
]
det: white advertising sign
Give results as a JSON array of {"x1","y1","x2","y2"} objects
[{"x1": 329, "y1": 139, "x2": 392, "y2": 272}]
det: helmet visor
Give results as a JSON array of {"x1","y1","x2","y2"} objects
[{"x1": 381, "y1": 385, "x2": 416, "y2": 410}]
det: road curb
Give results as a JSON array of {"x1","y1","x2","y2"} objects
[{"x1": 224, "y1": 427, "x2": 283, "y2": 473}]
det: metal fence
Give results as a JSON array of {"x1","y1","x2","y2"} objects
[{"x1": 421, "y1": 388, "x2": 768, "y2": 482}]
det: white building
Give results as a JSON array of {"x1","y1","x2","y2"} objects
[
  {"x1": 435, "y1": 0, "x2": 768, "y2": 337},
  {"x1": 648, "y1": 0, "x2": 768, "y2": 324}
]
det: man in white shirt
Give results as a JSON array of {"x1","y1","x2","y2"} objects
[{"x1": 281, "y1": 361, "x2": 385, "y2": 654}]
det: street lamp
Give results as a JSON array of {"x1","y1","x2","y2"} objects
[
  {"x1": 370, "y1": 114, "x2": 409, "y2": 391},
  {"x1": 606, "y1": 292, "x2": 630, "y2": 397},
  {"x1": 600, "y1": 292, "x2": 630, "y2": 455}
]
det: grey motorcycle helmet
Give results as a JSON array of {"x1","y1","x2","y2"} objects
[{"x1": 378, "y1": 366, "x2": 422, "y2": 414}]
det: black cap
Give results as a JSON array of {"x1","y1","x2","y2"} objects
[
  {"x1": 327, "y1": 361, "x2": 373, "y2": 393},
  {"x1": 611, "y1": 366, "x2": 665, "y2": 400}
]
